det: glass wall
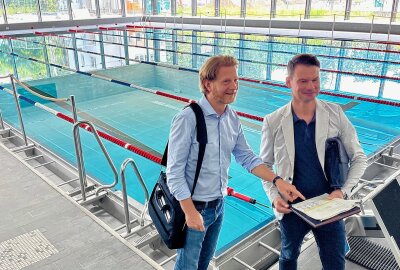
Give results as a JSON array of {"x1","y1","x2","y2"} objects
[
  {"x1": 126, "y1": 0, "x2": 142, "y2": 15},
  {"x1": 198, "y1": 0, "x2": 215, "y2": 16},
  {"x1": 0, "y1": 0, "x2": 400, "y2": 24},
  {"x1": 176, "y1": 0, "x2": 191, "y2": 15},
  {"x1": 75, "y1": 33, "x2": 103, "y2": 71},
  {"x1": 350, "y1": 0, "x2": 394, "y2": 23},
  {"x1": 275, "y1": 0, "x2": 306, "y2": 19},
  {"x1": 99, "y1": 0, "x2": 122, "y2": 17},
  {"x1": 310, "y1": 0, "x2": 346, "y2": 21},
  {"x1": 157, "y1": 0, "x2": 171, "y2": 14},
  {"x1": 220, "y1": 0, "x2": 241, "y2": 17},
  {"x1": 5, "y1": 0, "x2": 38, "y2": 23},
  {"x1": 246, "y1": 0, "x2": 271, "y2": 18},
  {"x1": 71, "y1": 0, "x2": 97, "y2": 19},
  {"x1": 40, "y1": 0, "x2": 69, "y2": 21}
]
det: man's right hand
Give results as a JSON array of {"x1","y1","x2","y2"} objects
[
  {"x1": 185, "y1": 211, "x2": 205, "y2": 231},
  {"x1": 273, "y1": 197, "x2": 292, "y2": 214},
  {"x1": 180, "y1": 198, "x2": 205, "y2": 231},
  {"x1": 275, "y1": 178, "x2": 305, "y2": 202}
]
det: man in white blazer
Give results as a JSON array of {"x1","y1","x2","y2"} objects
[{"x1": 260, "y1": 54, "x2": 367, "y2": 270}]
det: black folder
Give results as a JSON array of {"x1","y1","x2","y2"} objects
[{"x1": 289, "y1": 205, "x2": 361, "y2": 228}]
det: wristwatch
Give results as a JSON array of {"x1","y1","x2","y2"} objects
[{"x1": 272, "y1": 176, "x2": 282, "y2": 186}]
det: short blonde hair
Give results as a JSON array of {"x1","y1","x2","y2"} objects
[{"x1": 199, "y1": 55, "x2": 238, "y2": 94}]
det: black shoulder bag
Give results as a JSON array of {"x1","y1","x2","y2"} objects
[
  {"x1": 148, "y1": 102, "x2": 207, "y2": 249},
  {"x1": 324, "y1": 137, "x2": 349, "y2": 189}
]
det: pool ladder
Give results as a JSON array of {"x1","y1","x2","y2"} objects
[{"x1": 71, "y1": 114, "x2": 159, "y2": 247}]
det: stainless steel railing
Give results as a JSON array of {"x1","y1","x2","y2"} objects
[
  {"x1": 120, "y1": 157, "x2": 150, "y2": 234},
  {"x1": 72, "y1": 120, "x2": 119, "y2": 202}
]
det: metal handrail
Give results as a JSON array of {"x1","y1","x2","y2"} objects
[
  {"x1": 72, "y1": 120, "x2": 118, "y2": 201},
  {"x1": 120, "y1": 157, "x2": 150, "y2": 233}
]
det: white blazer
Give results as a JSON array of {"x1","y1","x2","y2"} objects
[{"x1": 260, "y1": 99, "x2": 367, "y2": 220}]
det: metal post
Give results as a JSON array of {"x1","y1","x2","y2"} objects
[
  {"x1": 99, "y1": 33, "x2": 106, "y2": 69},
  {"x1": 225, "y1": 10, "x2": 227, "y2": 33},
  {"x1": 71, "y1": 95, "x2": 87, "y2": 202},
  {"x1": 0, "y1": 110, "x2": 5, "y2": 130},
  {"x1": 331, "y1": 14, "x2": 336, "y2": 45},
  {"x1": 200, "y1": 13, "x2": 202, "y2": 32},
  {"x1": 95, "y1": 0, "x2": 101, "y2": 18},
  {"x1": 10, "y1": 76, "x2": 28, "y2": 146},
  {"x1": 268, "y1": 13, "x2": 272, "y2": 36},
  {"x1": 181, "y1": 14, "x2": 184, "y2": 34},
  {"x1": 298, "y1": 14, "x2": 302, "y2": 36},
  {"x1": 72, "y1": 33, "x2": 80, "y2": 71},
  {"x1": 121, "y1": 0, "x2": 126, "y2": 17},
  {"x1": 36, "y1": 0, "x2": 42, "y2": 22},
  {"x1": 42, "y1": 36, "x2": 51, "y2": 78},
  {"x1": 1, "y1": 0, "x2": 8, "y2": 24},
  {"x1": 123, "y1": 31, "x2": 130, "y2": 66},
  {"x1": 220, "y1": 13, "x2": 223, "y2": 31},
  {"x1": 369, "y1": 15, "x2": 374, "y2": 47},
  {"x1": 387, "y1": 17, "x2": 393, "y2": 41},
  {"x1": 67, "y1": 0, "x2": 73, "y2": 20},
  {"x1": 344, "y1": 0, "x2": 352, "y2": 20},
  {"x1": 240, "y1": 0, "x2": 246, "y2": 18},
  {"x1": 8, "y1": 39, "x2": 19, "y2": 79},
  {"x1": 242, "y1": 12, "x2": 245, "y2": 33}
]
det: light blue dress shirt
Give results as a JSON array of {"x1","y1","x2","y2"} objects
[{"x1": 166, "y1": 96, "x2": 263, "y2": 202}]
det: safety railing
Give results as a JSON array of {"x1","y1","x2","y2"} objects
[
  {"x1": 120, "y1": 157, "x2": 150, "y2": 236},
  {"x1": 0, "y1": 74, "x2": 29, "y2": 147},
  {"x1": 72, "y1": 119, "x2": 119, "y2": 203}
]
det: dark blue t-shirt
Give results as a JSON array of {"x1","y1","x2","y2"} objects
[{"x1": 292, "y1": 111, "x2": 330, "y2": 200}]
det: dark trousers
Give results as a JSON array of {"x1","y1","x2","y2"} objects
[{"x1": 279, "y1": 212, "x2": 345, "y2": 270}]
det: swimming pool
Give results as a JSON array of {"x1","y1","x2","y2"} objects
[{"x1": 1, "y1": 30, "x2": 400, "y2": 254}]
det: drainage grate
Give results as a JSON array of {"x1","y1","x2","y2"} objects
[
  {"x1": 0, "y1": 229, "x2": 58, "y2": 270},
  {"x1": 346, "y1": 236, "x2": 400, "y2": 270}
]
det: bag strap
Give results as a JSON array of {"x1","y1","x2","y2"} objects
[{"x1": 161, "y1": 102, "x2": 208, "y2": 196}]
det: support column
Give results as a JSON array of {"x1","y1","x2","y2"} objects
[
  {"x1": 335, "y1": 41, "x2": 346, "y2": 91},
  {"x1": 344, "y1": 0, "x2": 352, "y2": 20},
  {"x1": 123, "y1": 31, "x2": 130, "y2": 65},
  {"x1": 42, "y1": 36, "x2": 51, "y2": 77},
  {"x1": 378, "y1": 44, "x2": 391, "y2": 98},
  {"x1": 72, "y1": 33, "x2": 80, "y2": 71},
  {"x1": 304, "y1": 0, "x2": 311, "y2": 19},
  {"x1": 192, "y1": 31, "x2": 197, "y2": 69},
  {"x1": 8, "y1": 39, "x2": 18, "y2": 79},
  {"x1": 99, "y1": 33, "x2": 106, "y2": 69}
]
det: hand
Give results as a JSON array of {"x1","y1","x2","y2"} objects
[
  {"x1": 273, "y1": 197, "x2": 291, "y2": 214},
  {"x1": 185, "y1": 210, "x2": 205, "y2": 231},
  {"x1": 327, "y1": 189, "x2": 344, "y2": 200},
  {"x1": 275, "y1": 179, "x2": 306, "y2": 202}
]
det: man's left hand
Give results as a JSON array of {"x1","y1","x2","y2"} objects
[{"x1": 328, "y1": 189, "x2": 344, "y2": 199}]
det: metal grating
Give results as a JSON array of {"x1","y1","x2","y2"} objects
[
  {"x1": 0, "y1": 229, "x2": 58, "y2": 270},
  {"x1": 346, "y1": 236, "x2": 400, "y2": 270}
]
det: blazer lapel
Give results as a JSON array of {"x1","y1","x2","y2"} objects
[
  {"x1": 315, "y1": 100, "x2": 329, "y2": 170},
  {"x1": 281, "y1": 104, "x2": 295, "y2": 170}
]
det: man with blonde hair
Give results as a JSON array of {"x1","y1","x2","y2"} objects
[{"x1": 167, "y1": 55, "x2": 304, "y2": 270}]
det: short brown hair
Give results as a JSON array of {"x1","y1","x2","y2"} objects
[
  {"x1": 287, "y1": 54, "x2": 320, "y2": 77},
  {"x1": 199, "y1": 55, "x2": 238, "y2": 94}
]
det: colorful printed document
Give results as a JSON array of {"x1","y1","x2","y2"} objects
[{"x1": 291, "y1": 194, "x2": 359, "y2": 221}]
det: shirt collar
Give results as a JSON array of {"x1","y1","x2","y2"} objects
[
  {"x1": 198, "y1": 96, "x2": 230, "y2": 117},
  {"x1": 292, "y1": 106, "x2": 316, "y2": 123}
]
